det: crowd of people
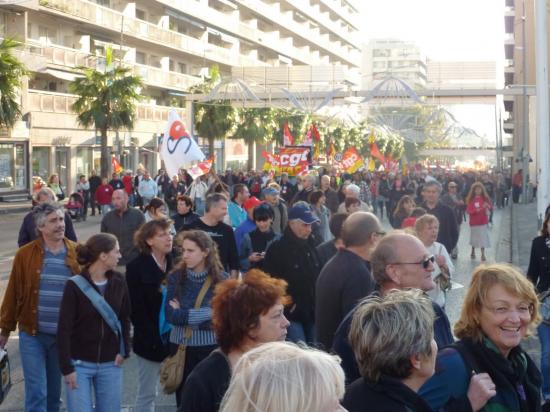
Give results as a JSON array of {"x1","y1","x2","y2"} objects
[{"x1": 3, "y1": 163, "x2": 550, "y2": 412}]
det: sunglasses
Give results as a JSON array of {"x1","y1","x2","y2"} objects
[{"x1": 391, "y1": 255, "x2": 435, "y2": 269}]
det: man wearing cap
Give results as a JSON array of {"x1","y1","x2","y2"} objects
[
  {"x1": 263, "y1": 185, "x2": 288, "y2": 235},
  {"x1": 263, "y1": 203, "x2": 322, "y2": 344},
  {"x1": 315, "y1": 212, "x2": 382, "y2": 350},
  {"x1": 234, "y1": 196, "x2": 262, "y2": 249}
]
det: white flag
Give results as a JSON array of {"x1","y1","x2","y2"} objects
[{"x1": 160, "y1": 109, "x2": 205, "y2": 178}]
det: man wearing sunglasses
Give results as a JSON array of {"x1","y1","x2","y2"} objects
[{"x1": 332, "y1": 232, "x2": 454, "y2": 384}]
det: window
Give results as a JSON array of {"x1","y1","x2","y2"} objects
[
  {"x1": 32, "y1": 147, "x2": 50, "y2": 181},
  {"x1": 136, "y1": 52, "x2": 146, "y2": 65},
  {"x1": 136, "y1": 9, "x2": 146, "y2": 20}
]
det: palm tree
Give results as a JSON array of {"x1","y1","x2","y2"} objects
[
  {"x1": 190, "y1": 66, "x2": 237, "y2": 156},
  {"x1": 70, "y1": 47, "x2": 143, "y2": 178},
  {"x1": 232, "y1": 107, "x2": 278, "y2": 170},
  {"x1": 0, "y1": 38, "x2": 27, "y2": 130}
]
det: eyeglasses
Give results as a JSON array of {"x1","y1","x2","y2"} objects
[
  {"x1": 375, "y1": 231, "x2": 386, "y2": 236},
  {"x1": 391, "y1": 255, "x2": 435, "y2": 269}
]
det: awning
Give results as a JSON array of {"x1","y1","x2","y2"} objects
[{"x1": 44, "y1": 69, "x2": 83, "y2": 82}]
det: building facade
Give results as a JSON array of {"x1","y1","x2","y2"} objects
[{"x1": 0, "y1": 0, "x2": 361, "y2": 198}]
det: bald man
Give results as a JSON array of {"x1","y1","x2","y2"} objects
[
  {"x1": 100, "y1": 189, "x2": 145, "y2": 267},
  {"x1": 315, "y1": 212, "x2": 383, "y2": 350}
]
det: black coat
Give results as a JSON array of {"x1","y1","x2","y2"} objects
[
  {"x1": 527, "y1": 235, "x2": 550, "y2": 293},
  {"x1": 421, "y1": 202, "x2": 459, "y2": 254},
  {"x1": 126, "y1": 253, "x2": 173, "y2": 362},
  {"x1": 263, "y1": 227, "x2": 322, "y2": 324},
  {"x1": 343, "y1": 375, "x2": 433, "y2": 412}
]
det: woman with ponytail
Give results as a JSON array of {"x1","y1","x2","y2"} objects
[{"x1": 57, "y1": 233, "x2": 131, "y2": 412}]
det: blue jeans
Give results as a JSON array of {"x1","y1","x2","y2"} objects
[
  {"x1": 539, "y1": 323, "x2": 550, "y2": 400},
  {"x1": 194, "y1": 198, "x2": 205, "y2": 216},
  {"x1": 286, "y1": 321, "x2": 316, "y2": 345},
  {"x1": 65, "y1": 360, "x2": 122, "y2": 412},
  {"x1": 19, "y1": 331, "x2": 62, "y2": 412}
]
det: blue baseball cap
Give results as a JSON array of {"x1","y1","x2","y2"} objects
[
  {"x1": 288, "y1": 204, "x2": 319, "y2": 224},
  {"x1": 263, "y1": 187, "x2": 279, "y2": 196}
]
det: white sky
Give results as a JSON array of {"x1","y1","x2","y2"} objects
[{"x1": 359, "y1": 0, "x2": 504, "y2": 62}]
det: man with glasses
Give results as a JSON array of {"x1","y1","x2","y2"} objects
[
  {"x1": 332, "y1": 232, "x2": 454, "y2": 384},
  {"x1": 315, "y1": 212, "x2": 383, "y2": 350}
]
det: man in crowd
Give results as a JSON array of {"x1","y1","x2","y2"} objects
[
  {"x1": 0, "y1": 203, "x2": 80, "y2": 411},
  {"x1": 279, "y1": 172, "x2": 296, "y2": 204},
  {"x1": 440, "y1": 181, "x2": 464, "y2": 259},
  {"x1": 291, "y1": 174, "x2": 315, "y2": 205},
  {"x1": 333, "y1": 232, "x2": 454, "y2": 384},
  {"x1": 227, "y1": 183, "x2": 250, "y2": 229},
  {"x1": 138, "y1": 171, "x2": 157, "y2": 207},
  {"x1": 108, "y1": 172, "x2": 125, "y2": 191},
  {"x1": 263, "y1": 203, "x2": 322, "y2": 344},
  {"x1": 320, "y1": 174, "x2": 339, "y2": 214},
  {"x1": 183, "y1": 193, "x2": 240, "y2": 278},
  {"x1": 420, "y1": 180, "x2": 459, "y2": 255},
  {"x1": 263, "y1": 185, "x2": 288, "y2": 235},
  {"x1": 337, "y1": 183, "x2": 372, "y2": 213},
  {"x1": 316, "y1": 212, "x2": 348, "y2": 268},
  {"x1": 18, "y1": 187, "x2": 77, "y2": 247},
  {"x1": 100, "y1": 189, "x2": 145, "y2": 269},
  {"x1": 88, "y1": 169, "x2": 102, "y2": 216},
  {"x1": 315, "y1": 212, "x2": 382, "y2": 350},
  {"x1": 234, "y1": 196, "x2": 263, "y2": 249}
]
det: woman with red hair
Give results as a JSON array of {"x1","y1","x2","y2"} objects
[{"x1": 179, "y1": 269, "x2": 290, "y2": 412}]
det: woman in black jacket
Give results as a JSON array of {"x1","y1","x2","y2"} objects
[
  {"x1": 527, "y1": 211, "x2": 550, "y2": 406},
  {"x1": 126, "y1": 219, "x2": 174, "y2": 412},
  {"x1": 57, "y1": 233, "x2": 131, "y2": 412}
]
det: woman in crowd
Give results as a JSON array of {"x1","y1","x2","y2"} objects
[
  {"x1": 165, "y1": 230, "x2": 228, "y2": 407},
  {"x1": 189, "y1": 175, "x2": 208, "y2": 216},
  {"x1": 309, "y1": 190, "x2": 332, "y2": 243},
  {"x1": 220, "y1": 341, "x2": 347, "y2": 412},
  {"x1": 345, "y1": 197, "x2": 362, "y2": 214},
  {"x1": 57, "y1": 233, "x2": 131, "y2": 412},
  {"x1": 144, "y1": 197, "x2": 175, "y2": 236},
  {"x1": 239, "y1": 204, "x2": 279, "y2": 272},
  {"x1": 343, "y1": 289, "x2": 436, "y2": 412},
  {"x1": 465, "y1": 182, "x2": 492, "y2": 261},
  {"x1": 48, "y1": 173, "x2": 65, "y2": 201},
  {"x1": 527, "y1": 211, "x2": 550, "y2": 407},
  {"x1": 392, "y1": 195, "x2": 416, "y2": 229},
  {"x1": 179, "y1": 269, "x2": 290, "y2": 412},
  {"x1": 419, "y1": 264, "x2": 542, "y2": 412},
  {"x1": 415, "y1": 215, "x2": 454, "y2": 310},
  {"x1": 172, "y1": 195, "x2": 200, "y2": 233},
  {"x1": 126, "y1": 220, "x2": 174, "y2": 412}
]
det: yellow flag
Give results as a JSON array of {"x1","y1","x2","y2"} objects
[{"x1": 368, "y1": 158, "x2": 376, "y2": 171}]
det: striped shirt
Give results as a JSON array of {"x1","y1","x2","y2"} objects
[
  {"x1": 37, "y1": 246, "x2": 72, "y2": 335},
  {"x1": 167, "y1": 269, "x2": 220, "y2": 347}
]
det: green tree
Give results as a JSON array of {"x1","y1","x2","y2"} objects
[
  {"x1": 70, "y1": 47, "x2": 143, "y2": 178},
  {"x1": 0, "y1": 38, "x2": 27, "y2": 130},
  {"x1": 232, "y1": 107, "x2": 278, "y2": 170},
  {"x1": 190, "y1": 66, "x2": 237, "y2": 156}
]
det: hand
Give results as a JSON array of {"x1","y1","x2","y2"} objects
[
  {"x1": 64, "y1": 372, "x2": 78, "y2": 390},
  {"x1": 435, "y1": 254, "x2": 446, "y2": 267},
  {"x1": 467, "y1": 372, "x2": 496, "y2": 412},
  {"x1": 169, "y1": 299, "x2": 180, "y2": 310},
  {"x1": 248, "y1": 253, "x2": 264, "y2": 263},
  {"x1": 114, "y1": 354, "x2": 124, "y2": 367},
  {"x1": 0, "y1": 334, "x2": 8, "y2": 349}
]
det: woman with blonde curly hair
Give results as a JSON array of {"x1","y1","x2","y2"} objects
[
  {"x1": 220, "y1": 341, "x2": 347, "y2": 412},
  {"x1": 420, "y1": 263, "x2": 542, "y2": 412}
]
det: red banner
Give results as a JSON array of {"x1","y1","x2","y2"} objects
[{"x1": 262, "y1": 148, "x2": 309, "y2": 176}]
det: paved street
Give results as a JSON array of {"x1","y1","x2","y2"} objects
[{"x1": 0, "y1": 203, "x2": 540, "y2": 411}]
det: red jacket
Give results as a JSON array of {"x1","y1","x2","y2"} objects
[
  {"x1": 122, "y1": 175, "x2": 134, "y2": 195},
  {"x1": 95, "y1": 184, "x2": 114, "y2": 205},
  {"x1": 466, "y1": 196, "x2": 492, "y2": 226}
]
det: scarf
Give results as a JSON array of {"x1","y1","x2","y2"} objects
[
  {"x1": 458, "y1": 337, "x2": 541, "y2": 412},
  {"x1": 369, "y1": 375, "x2": 433, "y2": 412}
]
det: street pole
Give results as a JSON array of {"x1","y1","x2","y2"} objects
[
  {"x1": 521, "y1": 0, "x2": 530, "y2": 203},
  {"x1": 535, "y1": 0, "x2": 550, "y2": 221}
]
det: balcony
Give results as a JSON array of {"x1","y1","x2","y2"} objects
[
  {"x1": 27, "y1": 90, "x2": 185, "y2": 123},
  {"x1": 318, "y1": 0, "x2": 360, "y2": 30},
  {"x1": 39, "y1": 0, "x2": 260, "y2": 68},
  {"x1": 132, "y1": 64, "x2": 202, "y2": 91}
]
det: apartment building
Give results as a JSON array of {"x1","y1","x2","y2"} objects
[
  {"x1": 0, "y1": 0, "x2": 361, "y2": 199},
  {"x1": 362, "y1": 39, "x2": 427, "y2": 90}
]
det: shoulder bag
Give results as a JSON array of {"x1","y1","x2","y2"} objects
[
  {"x1": 69, "y1": 275, "x2": 126, "y2": 357},
  {"x1": 159, "y1": 275, "x2": 213, "y2": 394}
]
